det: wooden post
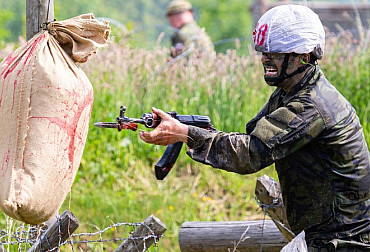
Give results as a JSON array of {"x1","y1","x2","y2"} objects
[
  {"x1": 114, "y1": 215, "x2": 167, "y2": 252},
  {"x1": 26, "y1": 0, "x2": 54, "y2": 40},
  {"x1": 255, "y1": 175, "x2": 295, "y2": 242},
  {"x1": 27, "y1": 210, "x2": 79, "y2": 252},
  {"x1": 179, "y1": 220, "x2": 288, "y2": 252}
]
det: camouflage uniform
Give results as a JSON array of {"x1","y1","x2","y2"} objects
[
  {"x1": 170, "y1": 21, "x2": 214, "y2": 57},
  {"x1": 166, "y1": 0, "x2": 214, "y2": 57},
  {"x1": 186, "y1": 66, "x2": 370, "y2": 251}
]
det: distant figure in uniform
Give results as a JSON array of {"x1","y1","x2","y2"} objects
[{"x1": 166, "y1": 0, "x2": 214, "y2": 58}]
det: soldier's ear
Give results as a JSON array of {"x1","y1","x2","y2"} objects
[{"x1": 300, "y1": 54, "x2": 310, "y2": 65}]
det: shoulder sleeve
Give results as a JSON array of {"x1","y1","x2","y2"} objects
[
  {"x1": 245, "y1": 101, "x2": 269, "y2": 134},
  {"x1": 188, "y1": 99, "x2": 325, "y2": 174},
  {"x1": 250, "y1": 101, "x2": 325, "y2": 159},
  {"x1": 186, "y1": 101, "x2": 326, "y2": 174}
]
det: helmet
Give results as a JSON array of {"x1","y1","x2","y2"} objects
[
  {"x1": 166, "y1": 0, "x2": 192, "y2": 16},
  {"x1": 253, "y1": 5, "x2": 325, "y2": 59}
]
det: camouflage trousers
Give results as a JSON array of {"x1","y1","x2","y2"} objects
[
  {"x1": 307, "y1": 233, "x2": 370, "y2": 251},
  {"x1": 308, "y1": 246, "x2": 370, "y2": 252}
]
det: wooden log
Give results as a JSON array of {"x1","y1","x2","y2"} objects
[
  {"x1": 114, "y1": 215, "x2": 167, "y2": 252},
  {"x1": 26, "y1": 0, "x2": 54, "y2": 40},
  {"x1": 255, "y1": 175, "x2": 295, "y2": 242},
  {"x1": 179, "y1": 220, "x2": 288, "y2": 252},
  {"x1": 27, "y1": 210, "x2": 79, "y2": 252}
]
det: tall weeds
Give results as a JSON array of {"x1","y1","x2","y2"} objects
[
  {"x1": 76, "y1": 34, "x2": 369, "y2": 250},
  {"x1": 0, "y1": 32, "x2": 368, "y2": 251}
]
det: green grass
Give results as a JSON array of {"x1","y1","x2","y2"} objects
[
  {"x1": 66, "y1": 45, "x2": 275, "y2": 251},
  {"x1": 0, "y1": 34, "x2": 369, "y2": 251}
]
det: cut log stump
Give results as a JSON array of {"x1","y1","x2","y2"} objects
[{"x1": 179, "y1": 219, "x2": 288, "y2": 252}]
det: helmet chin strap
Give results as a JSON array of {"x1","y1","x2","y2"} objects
[{"x1": 264, "y1": 53, "x2": 311, "y2": 86}]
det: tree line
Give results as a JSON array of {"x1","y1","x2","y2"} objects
[{"x1": 0, "y1": 0, "x2": 253, "y2": 51}]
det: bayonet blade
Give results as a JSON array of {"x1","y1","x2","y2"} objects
[
  {"x1": 94, "y1": 122, "x2": 119, "y2": 129},
  {"x1": 94, "y1": 121, "x2": 138, "y2": 131}
]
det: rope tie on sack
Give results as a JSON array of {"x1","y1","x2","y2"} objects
[{"x1": 40, "y1": 0, "x2": 56, "y2": 31}]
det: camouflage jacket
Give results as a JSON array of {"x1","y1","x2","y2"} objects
[
  {"x1": 187, "y1": 67, "x2": 370, "y2": 248},
  {"x1": 170, "y1": 21, "x2": 214, "y2": 57}
]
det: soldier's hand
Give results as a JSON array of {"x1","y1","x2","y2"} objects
[
  {"x1": 170, "y1": 43, "x2": 184, "y2": 58},
  {"x1": 139, "y1": 107, "x2": 188, "y2": 146},
  {"x1": 170, "y1": 47, "x2": 177, "y2": 58}
]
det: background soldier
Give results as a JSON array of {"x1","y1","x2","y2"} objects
[
  {"x1": 141, "y1": 5, "x2": 370, "y2": 251},
  {"x1": 166, "y1": 0, "x2": 214, "y2": 58}
]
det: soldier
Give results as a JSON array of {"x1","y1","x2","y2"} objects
[
  {"x1": 166, "y1": 0, "x2": 214, "y2": 58},
  {"x1": 140, "y1": 5, "x2": 370, "y2": 251}
]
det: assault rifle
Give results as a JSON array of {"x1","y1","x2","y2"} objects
[{"x1": 94, "y1": 106, "x2": 214, "y2": 180}]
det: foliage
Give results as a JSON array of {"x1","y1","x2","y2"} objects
[
  {"x1": 0, "y1": 11, "x2": 13, "y2": 41},
  {"x1": 69, "y1": 37, "x2": 369, "y2": 251},
  {"x1": 0, "y1": 0, "x2": 252, "y2": 52},
  {"x1": 321, "y1": 31, "x2": 370, "y2": 136},
  {"x1": 66, "y1": 44, "x2": 276, "y2": 251},
  {"x1": 0, "y1": 1, "x2": 25, "y2": 42},
  {"x1": 0, "y1": 2, "x2": 369, "y2": 252},
  {"x1": 192, "y1": 0, "x2": 253, "y2": 52}
]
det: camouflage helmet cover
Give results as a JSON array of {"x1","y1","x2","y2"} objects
[{"x1": 166, "y1": 0, "x2": 192, "y2": 16}]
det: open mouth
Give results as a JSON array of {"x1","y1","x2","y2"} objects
[{"x1": 264, "y1": 66, "x2": 278, "y2": 76}]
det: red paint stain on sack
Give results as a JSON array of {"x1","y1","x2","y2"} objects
[
  {"x1": 29, "y1": 89, "x2": 93, "y2": 182},
  {"x1": 1, "y1": 34, "x2": 45, "y2": 79},
  {"x1": 0, "y1": 136, "x2": 12, "y2": 178},
  {"x1": 0, "y1": 34, "x2": 46, "y2": 110}
]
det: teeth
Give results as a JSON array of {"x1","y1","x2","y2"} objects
[
  {"x1": 264, "y1": 66, "x2": 277, "y2": 76},
  {"x1": 265, "y1": 67, "x2": 277, "y2": 72}
]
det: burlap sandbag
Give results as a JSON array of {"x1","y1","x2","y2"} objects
[{"x1": 0, "y1": 14, "x2": 110, "y2": 224}]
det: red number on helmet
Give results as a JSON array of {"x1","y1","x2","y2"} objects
[{"x1": 253, "y1": 23, "x2": 268, "y2": 46}]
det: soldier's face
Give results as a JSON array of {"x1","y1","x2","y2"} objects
[
  {"x1": 261, "y1": 53, "x2": 304, "y2": 87},
  {"x1": 168, "y1": 11, "x2": 193, "y2": 29},
  {"x1": 168, "y1": 13, "x2": 183, "y2": 29},
  {"x1": 261, "y1": 52, "x2": 285, "y2": 83}
]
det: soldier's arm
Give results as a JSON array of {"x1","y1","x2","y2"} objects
[
  {"x1": 187, "y1": 128, "x2": 264, "y2": 174},
  {"x1": 186, "y1": 102, "x2": 326, "y2": 174}
]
